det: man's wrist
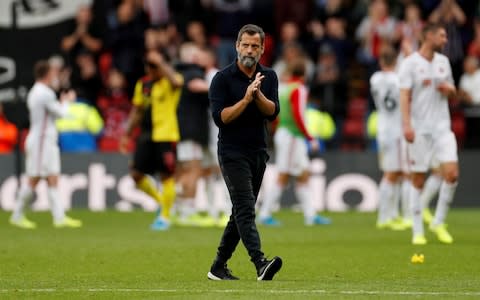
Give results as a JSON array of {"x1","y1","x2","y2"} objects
[{"x1": 242, "y1": 96, "x2": 252, "y2": 104}]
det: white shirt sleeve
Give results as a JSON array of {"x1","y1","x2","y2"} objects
[{"x1": 44, "y1": 91, "x2": 69, "y2": 118}]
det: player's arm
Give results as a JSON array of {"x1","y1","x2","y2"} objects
[
  {"x1": 400, "y1": 88, "x2": 414, "y2": 143},
  {"x1": 210, "y1": 72, "x2": 258, "y2": 125},
  {"x1": 254, "y1": 72, "x2": 280, "y2": 120},
  {"x1": 79, "y1": 32, "x2": 103, "y2": 53},
  {"x1": 290, "y1": 88, "x2": 313, "y2": 141},
  {"x1": 119, "y1": 105, "x2": 143, "y2": 153},
  {"x1": 123, "y1": 106, "x2": 144, "y2": 137},
  {"x1": 147, "y1": 51, "x2": 183, "y2": 89},
  {"x1": 398, "y1": 58, "x2": 415, "y2": 143},
  {"x1": 188, "y1": 78, "x2": 209, "y2": 93},
  {"x1": 437, "y1": 82, "x2": 456, "y2": 98},
  {"x1": 437, "y1": 61, "x2": 456, "y2": 98},
  {"x1": 61, "y1": 32, "x2": 79, "y2": 52},
  {"x1": 291, "y1": 88, "x2": 319, "y2": 152},
  {"x1": 45, "y1": 89, "x2": 75, "y2": 118},
  {"x1": 120, "y1": 81, "x2": 144, "y2": 153}
]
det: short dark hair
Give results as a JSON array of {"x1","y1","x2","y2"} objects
[
  {"x1": 422, "y1": 23, "x2": 445, "y2": 38},
  {"x1": 34, "y1": 60, "x2": 51, "y2": 80},
  {"x1": 237, "y1": 24, "x2": 265, "y2": 44},
  {"x1": 379, "y1": 47, "x2": 397, "y2": 67},
  {"x1": 288, "y1": 58, "x2": 306, "y2": 77}
]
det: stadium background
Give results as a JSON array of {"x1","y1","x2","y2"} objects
[{"x1": 0, "y1": 0, "x2": 479, "y2": 210}]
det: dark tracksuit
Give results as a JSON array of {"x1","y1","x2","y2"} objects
[
  {"x1": 176, "y1": 63, "x2": 210, "y2": 146},
  {"x1": 209, "y1": 60, "x2": 279, "y2": 267}
]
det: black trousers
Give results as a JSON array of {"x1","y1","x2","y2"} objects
[{"x1": 215, "y1": 149, "x2": 269, "y2": 266}]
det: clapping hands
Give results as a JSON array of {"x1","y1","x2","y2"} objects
[{"x1": 245, "y1": 72, "x2": 265, "y2": 103}]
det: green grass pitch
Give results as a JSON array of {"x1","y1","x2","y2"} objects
[{"x1": 0, "y1": 209, "x2": 479, "y2": 299}]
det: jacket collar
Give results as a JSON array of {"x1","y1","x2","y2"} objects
[{"x1": 230, "y1": 59, "x2": 264, "y2": 79}]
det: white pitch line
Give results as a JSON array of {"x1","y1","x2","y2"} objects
[{"x1": 0, "y1": 288, "x2": 479, "y2": 296}]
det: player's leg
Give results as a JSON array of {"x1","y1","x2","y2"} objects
[
  {"x1": 410, "y1": 172, "x2": 427, "y2": 244},
  {"x1": 400, "y1": 175, "x2": 412, "y2": 223},
  {"x1": 204, "y1": 119, "x2": 229, "y2": 227},
  {"x1": 429, "y1": 131, "x2": 459, "y2": 244},
  {"x1": 178, "y1": 160, "x2": 213, "y2": 226},
  {"x1": 11, "y1": 137, "x2": 39, "y2": 228},
  {"x1": 39, "y1": 141, "x2": 81, "y2": 228},
  {"x1": 175, "y1": 141, "x2": 211, "y2": 226},
  {"x1": 207, "y1": 165, "x2": 231, "y2": 227},
  {"x1": 132, "y1": 170, "x2": 165, "y2": 206},
  {"x1": 47, "y1": 175, "x2": 82, "y2": 228},
  {"x1": 203, "y1": 151, "x2": 219, "y2": 219},
  {"x1": 202, "y1": 148, "x2": 231, "y2": 227},
  {"x1": 377, "y1": 138, "x2": 403, "y2": 229},
  {"x1": 296, "y1": 170, "x2": 331, "y2": 226},
  {"x1": 10, "y1": 177, "x2": 40, "y2": 229},
  {"x1": 399, "y1": 139, "x2": 412, "y2": 224},
  {"x1": 258, "y1": 173, "x2": 288, "y2": 226},
  {"x1": 150, "y1": 142, "x2": 178, "y2": 230},
  {"x1": 131, "y1": 138, "x2": 165, "y2": 209},
  {"x1": 377, "y1": 172, "x2": 396, "y2": 227},
  {"x1": 429, "y1": 162, "x2": 457, "y2": 244},
  {"x1": 408, "y1": 134, "x2": 432, "y2": 245},
  {"x1": 419, "y1": 167, "x2": 442, "y2": 224},
  {"x1": 378, "y1": 171, "x2": 404, "y2": 229},
  {"x1": 258, "y1": 128, "x2": 289, "y2": 226},
  {"x1": 151, "y1": 174, "x2": 175, "y2": 231},
  {"x1": 46, "y1": 175, "x2": 63, "y2": 224}
]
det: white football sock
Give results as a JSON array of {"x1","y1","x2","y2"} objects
[
  {"x1": 177, "y1": 197, "x2": 196, "y2": 219},
  {"x1": 295, "y1": 182, "x2": 315, "y2": 220},
  {"x1": 401, "y1": 180, "x2": 412, "y2": 220},
  {"x1": 11, "y1": 185, "x2": 34, "y2": 221},
  {"x1": 410, "y1": 186, "x2": 424, "y2": 236},
  {"x1": 389, "y1": 182, "x2": 401, "y2": 220},
  {"x1": 420, "y1": 174, "x2": 442, "y2": 209},
  {"x1": 48, "y1": 187, "x2": 65, "y2": 223},
  {"x1": 377, "y1": 179, "x2": 395, "y2": 224},
  {"x1": 205, "y1": 175, "x2": 219, "y2": 219},
  {"x1": 258, "y1": 181, "x2": 283, "y2": 219},
  {"x1": 432, "y1": 181, "x2": 457, "y2": 226}
]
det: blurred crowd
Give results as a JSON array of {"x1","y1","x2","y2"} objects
[{"x1": 2, "y1": 0, "x2": 480, "y2": 154}]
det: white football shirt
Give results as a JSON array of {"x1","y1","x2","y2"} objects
[
  {"x1": 459, "y1": 69, "x2": 480, "y2": 105},
  {"x1": 398, "y1": 52, "x2": 453, "y2": 134},
  {"x1": 370, "y1": 70, "x2": 402, "y2": 140},
  {"x1": 26, "y1": 82, "x2": 68, "y2": 143}
]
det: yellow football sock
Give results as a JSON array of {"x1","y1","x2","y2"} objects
[
  {"x1": 161, "y1": 177, "x2": 176, "y2": 219},
  {"x1": 136, "y1": 176, "x2": 164, "y2": 206}
]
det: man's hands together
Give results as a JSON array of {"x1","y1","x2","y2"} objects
[{"x1": 244, "y1": 72, "x2": 265, "y2": 103}]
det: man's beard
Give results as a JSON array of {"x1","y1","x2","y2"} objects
[
  {"x1": 433, "y1": 44, "x2": 445, "y2": 52},
  {"x1": 238, "y1": 54, "x2": 258, "y2": 68}
]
